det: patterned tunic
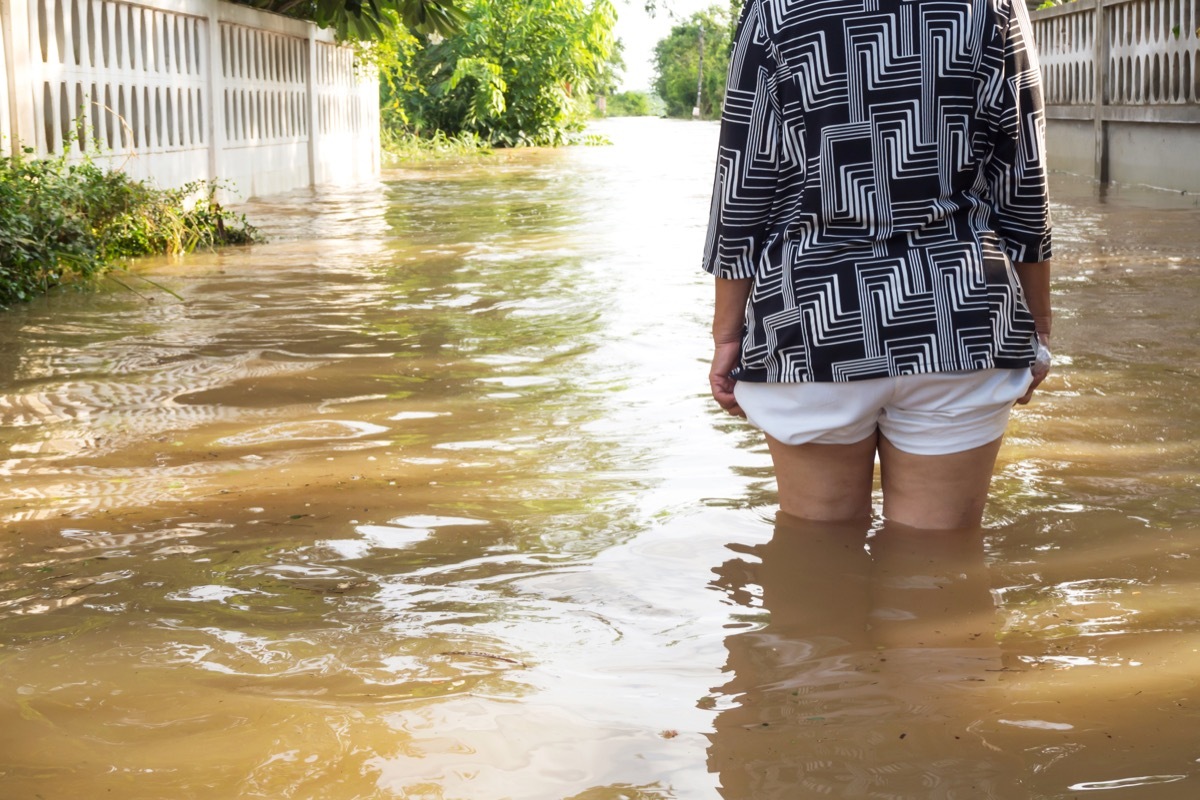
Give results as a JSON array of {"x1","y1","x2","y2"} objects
[{"x1": 702, "y1": 0, "x2": 1052, "y2": 383}]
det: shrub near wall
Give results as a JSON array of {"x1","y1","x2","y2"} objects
[{"x1": 0, "y1": 153, "x2": 258, "y2": 307}]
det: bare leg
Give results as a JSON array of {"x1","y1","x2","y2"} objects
[
  {"x1": 877, "y1": 435, "x2": 1004, "y2": 530},
  {"x1": 765, "y1": 432, "x2": 877, "y2": 522}
]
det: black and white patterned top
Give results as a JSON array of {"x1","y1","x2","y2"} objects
[{"x1": 702, "y1": 0, "x2": 1052, "y2": 383}]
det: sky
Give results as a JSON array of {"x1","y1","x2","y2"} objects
[{"x1": 612, "y1": 0, "x2": 720, "y2": 92}]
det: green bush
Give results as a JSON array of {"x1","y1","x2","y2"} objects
[
  {"x1": 378, "y1": 0, "x2": 617, "y2": 148},
  {"x1": 603, "y1": 91, "x2": 657, "y2": 117},
  {"x1": 0, "y1": 151, "x2": 258, "y2": 307}
]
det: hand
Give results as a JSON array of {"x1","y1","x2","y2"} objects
[
  {"x1": 1015, "y1": 338, "x2": 1051, "y2": 405},
  {"x1": 709, "y1": 341, "x2": 745, "y2": 417}
]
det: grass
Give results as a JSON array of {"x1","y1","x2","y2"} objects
[
  {"x1": 380, "y1": 127, "x2": 614, "y2": 167},
  {"x1": 381, "y1": 130, "x2": 494, "y2": 165}
]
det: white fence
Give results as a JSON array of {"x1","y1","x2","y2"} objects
[
  {"x1": 0, "y1": 0, "x2": 379, "y2": 199},
  {"x1": 1031, "y1": 0, "x2": 1200, "y2": 191}
]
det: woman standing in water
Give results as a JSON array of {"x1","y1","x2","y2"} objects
[{"x1": 705, "y1": 0, "x2": 1053, "y2": 529}]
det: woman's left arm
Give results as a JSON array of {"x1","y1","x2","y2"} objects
[
  {"x1": 702, "y1": 0, "x2": 781, "y2": 414},
  {"x1": 711, "y1": 277, "x2": 753, "y2": 417}
]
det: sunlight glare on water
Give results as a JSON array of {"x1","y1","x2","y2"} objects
[{"x1": 1, "y1": 117, "x2": 1199, "y2": 798}]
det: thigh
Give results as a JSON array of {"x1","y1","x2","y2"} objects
[
  {"x1": 877, "y1": 434, "x2": 1004, "y2": 530},
  {"x1": 766, "y1": 432, "x2": 878, "y2": 523}
]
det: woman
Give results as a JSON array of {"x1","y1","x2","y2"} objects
[{"x1": 704, "y1": 0, "x2": 1053, "y2": 529}]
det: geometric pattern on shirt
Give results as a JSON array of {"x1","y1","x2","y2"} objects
[{"x1": 702, "y1": 0, "x2": 1052, "y2": 383}]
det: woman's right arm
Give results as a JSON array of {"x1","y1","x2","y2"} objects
[
  {"x1": 985, "y1": 0, "x2": 1053, "y2": 266},
  {"x1": 987, "y1": 0, "x2": 1054, "y2": 404},
  {"x1": 1014, "y1": 259, "x2": 1052, "y2": 404}
]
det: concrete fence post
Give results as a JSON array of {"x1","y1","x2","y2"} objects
[
  {"x1": 204, "y1": 0, "x2": 227, "y2": 188},
  {"x1": 0, "y1": 0, "x2": 9, "y2": 153},
  {"x1": 1092, "y1": 0, "x2": 1109, "y2": 184},
  {"x1": 1, "y1": 0, "x2": 38, "y2": 152},
  {"x1": 305, "y1": 27, "x2": 319, "y2": 187}
]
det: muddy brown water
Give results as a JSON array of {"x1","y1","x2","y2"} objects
[{"x1": 1, "y1": 118, "x2": 1199, "y2": 799}]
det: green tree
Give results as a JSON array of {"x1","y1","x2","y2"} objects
[
  {"x1": 652, "y1": 5, "x2": 730, "y2": 118},
  {"x1": 728, "y1": 0, "x2": 744, "y2": 50},
  {"x1": 383, "y1": 0, "x2": 616, "y2": 146}
]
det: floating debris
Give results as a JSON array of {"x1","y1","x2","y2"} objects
[{"x1": 440, "y1": 650, "x2": 527, "y2": 667}]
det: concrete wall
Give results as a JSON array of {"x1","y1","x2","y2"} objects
[
  {"x1": 1107, "y1": 120, "x2": 1200, "y2": 188},
  {"x1": 1045, "y1": 119, "x2": 1095, "y2": 177},
  {"x1": 1032, "y1": 0, "x2": 1200, "y2": 193},
  {"x1": 0, "y1": 0, "x2": 379, "y2": 199}
]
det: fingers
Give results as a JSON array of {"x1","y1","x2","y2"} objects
[
  {"x1": 709, "y1": 342, "x2": 745, "y2": 417},
  {"x1": 716, "y1": 396, "x2": 746, "y2": 417},
  {"x1": 1015, "y1": 365, "x2": 1049, "y2": 405},
  {"x1": 715, "y1": 399, "x2": 745, "y2": 417},
  {"x1": 710, "y1": 375, "x2": 746, "y2": 417}
]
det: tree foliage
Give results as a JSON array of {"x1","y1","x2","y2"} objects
[
  {"x1": 231, "y1": 0, "x2": 467, "y2": 40},
  {"x1": 381, "y1": 0, "x2": 616, "y2": 146},
  {"x1": 592, "y1": 38, "x2": 627, "y2": 99},
  {"x1": 652, "y1": 5, "x2": 730, "y2": 118},
  {"x1": 728, "y1": 0, "x2": 744, "y2": 49},
  {"x1": 604, "y1": 90, "x2": 657, "y2": 117}
]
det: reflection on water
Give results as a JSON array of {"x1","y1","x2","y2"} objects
[
  {"x1": 710, "y1": 516, "x2": 1022, "y2": 797},
  {"x1": 1, "y1": 118, "x2": 1199, "y2": 798}
]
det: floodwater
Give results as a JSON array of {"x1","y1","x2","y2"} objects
[{"x1": 1, "y1": 117, "x2": 1198, "y2": 799}]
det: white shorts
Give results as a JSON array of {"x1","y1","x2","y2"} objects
[{"x1": 733, "y1": 369, "x2": 1034, "y2": 456}]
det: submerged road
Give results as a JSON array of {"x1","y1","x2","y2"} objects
[{"x1": 1, "y1": 118, "x2": 1199, "y2": 798}]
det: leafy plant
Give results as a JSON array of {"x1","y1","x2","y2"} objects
[
  {"x1": 380, "y1": 0, "x2": 617, "y2": 147},
  {"x1": 0, "y1": 151, "x2": 258, "y2": 308}
]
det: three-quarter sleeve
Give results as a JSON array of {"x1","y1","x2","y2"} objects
[
  {"x1": 985, "y1": 0, "x2": 1053, "y2": 264},
  {"x1": 701, "y1": 0, "x2": 783, "y2": 280}
]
